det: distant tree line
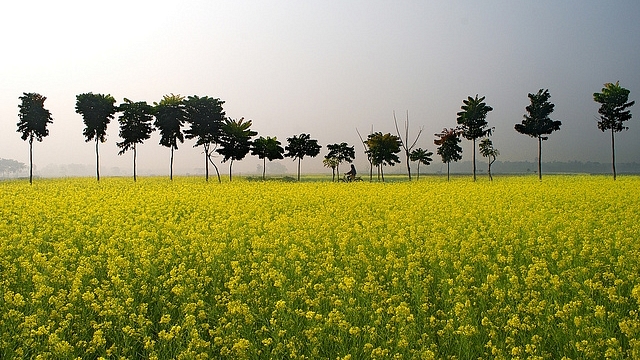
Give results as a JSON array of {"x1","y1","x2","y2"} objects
[{"x1": 14, "y1": 82, "x2": 634, "y2": 183}]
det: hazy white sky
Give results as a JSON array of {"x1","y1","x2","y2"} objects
[{"x1": 1, "y1": 0, "x2": 639, "y2": 176}]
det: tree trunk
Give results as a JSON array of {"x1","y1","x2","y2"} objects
[
  {"x1": 170, "y1": 147, "x2": 174, "y2": 181},
  {"x1": 472, "y1": 138, "x2": 477, "y2": 181},
  {"x1": 263, "y1": 158, "x2": 266, "y2": 180},
  {"x1": 406, "y1": 149, "x2": 412, "y2": 180},
  {"x1": 381, "y1": 166, "x2": 385, "y2": 182},
  {"x1": 229, "y1": 159, "x2": 233, "y2": 182},
  {"x1": 369, "y1": 161, "x2": 373, "y2": 182},
  {"x1": 297, "y1": 158, "x2": 301, "y2": 181},
  {"x1": 537, "y1": 136, "x2": 542, "y2": 181},
  {"x1": 611, "y1": 129, "x2": 617, "y2": 180},
  {"x1": 133, "y1": 144, "x2": 137, "y2": 182},
  {"x1": 416, "y1": 162, "x2": 420, "y2": 180},
  {"x1": 488, "y1": 157, "x2": 492, "y2": 181},
  {"x1": 447, "y1": 162, "x2": 450, "y2": 181},
  {"x1": 29, "y1": 136, "x2": 33, "y2": 185},
  {"x1": 96, "y1": 138, "x2": 100, "y2": 181},
  {"x1": 204, "y1": 144, "x2": 209, "y2": 182}
]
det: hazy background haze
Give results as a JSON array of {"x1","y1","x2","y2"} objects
[{"x1": 1, "y1": 0, "x2": 639, "y2": 177}]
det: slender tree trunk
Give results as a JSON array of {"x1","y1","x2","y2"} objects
[
  {"x1": 207, "y1": 154, "x2": 221, "y2": 183},
  {"x1": 332, "y1": 167, "x2": 335, "y2": 182},
  {"x1": 95, "y1": 138, "x2": 100, "y2": 181},
  {"x1": 381, "y1": 166, "x2": 385, "y2": 182},
  {"x1": 416, "y1": 162, "x2": 420, "y2": 180},
  {"x1": 204, "y1": 145, "x2": 209, "y2": 182},
  {"x1": 170, "y1": 147, "x2": 174, "y2": 181},
  {"x1": 263, "y1": 158, "x2": 266, "y2": 180},
  {"x1": 472, "y1": 138, "x2": 477, "y2": 181},
  {"x1": 229, "y1": 159, "x2": 233, "y2": 182},
  {"x1": 133, "y1": 144, "x2": 137, "y2": 182},
  {"x1": 611, "y1": 129, "x2": 616, "y2": 180},
  {"x1": 447, "y1": 162, "x2": 450, "y2": 181},
  {"x1": 406, "y1": 149, "x2": 412, "y2": 180},
  {"x1": 537, "y1": 136, "x2": 542, "y2": 181},
  {"x1": 29, "y1": 136, "x2": 33, "y2": 185},
  {"x1": 369, "y1": 161, "x2": 373, "y2": 182},
  {"x1": 297, "y1": 158, "x2": 301, "y2": 181}
]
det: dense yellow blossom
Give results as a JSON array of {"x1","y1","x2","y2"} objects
[{"x1": 1, "y1": 175, "x2": 639, "y2": 358}]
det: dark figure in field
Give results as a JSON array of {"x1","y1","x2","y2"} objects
[{"x1": 345, "y1": 164, "x2": 357, "y2": 181}]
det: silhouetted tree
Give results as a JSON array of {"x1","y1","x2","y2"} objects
[
  {"x1": 116, "y1": 99, "x2": 155, "y2": 182},
  {"x1": 409, "y1": 148, "x2": 433, "y2": 180},
  {"x1": 326, "y1": 142, "x2": 355, "y2": 177},
  {"x1": 365, "y1": 132, "x2": 402, "y2": 182},
  {"x1": 394, "y1": 111, "x2": 423, "y2": 180},
  {"x1": 593, "y1": 81, "x2": 635, "y2": 180},
  {"x1": 514, "y1": 89, "x2": 561, "y2": 180},
  {"x1": 154, "y1": 94, "x2": 186, "y2": 180},
  {"x1": 217, "y1": 117, "x2": 257, "y2": 181},
  {"x1": 457, "y1": 95, "x2": 493, "y2": 181},
  {"x1": 285, "y1": 133, "x2": 322, "y2": 181},
  {"x1": 75, "y1": 92, "x2": 117, "y2": 181},
  {"x1": 17, "y1": 92, "x2": 53, "y2": 184},
  {"x1": 356, "y1": 127, "x2": 374, "y2": 181},
  {"x1": 184, "y1": 96, "x2": 225, "y2": 182},
  {"x1": 479, "y1": 138, "x2": 499, "y2": 181},
  {"x1": 434, "y1": 128, "x2": 462, "y2": 181},
  {"x1": 251, "y1": 136, "x2": 285, "y2": 180}
]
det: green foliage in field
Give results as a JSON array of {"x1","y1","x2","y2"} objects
[{"x1": 1, "y1": 176, "x2": 639, "y2": 359}]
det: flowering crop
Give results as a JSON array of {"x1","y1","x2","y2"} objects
[{"x1": 1, "y1": 176, "x2": 639, "y2": 359}]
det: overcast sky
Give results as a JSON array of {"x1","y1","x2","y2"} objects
[{"x1": 1, "y1": 0, "x2": 639, "y2": 176}]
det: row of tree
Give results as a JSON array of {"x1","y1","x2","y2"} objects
[
  {"x1": 15, "y1": 81, "x2": 633, "y2": 184},
  {"x1": 432, "y1": 82, "x2": 634, "y2": 181}
]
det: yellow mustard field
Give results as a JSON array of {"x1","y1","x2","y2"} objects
[{"x1": 1, "y1": 175, "x2": 640, "y2": 359}]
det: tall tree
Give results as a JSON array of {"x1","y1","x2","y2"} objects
[
  {"x1": 514, "y1": 89, "x2": 561, "y2": 180},
  {"x1": 456, "y1": 95, "x2": 493, "y2": 181},
  {"x1": 326, "y1": 142, "x2": 355, "y2": 177},
  {"x1": 154, "y1": 94, "x2": 186, "y2": 180},
  {"x1": 251, "y1": 136, "x2": 285, "y2": 180},
  {"x1": 479, "y1": 138, "x2": 499, "y2": 181},
  {"x1": 593, "y1": 81, "x2": 635, "y2": 180},
  {"x1": 365, "y1": 132, "x2": 402, "y2": 182},
  {"x1": 394, "y1": 111, "x2": 423, "y2": 180},
  {"x1": 285, "y1": 133, "x2": 322, "y2": 181},
  {"x1": 75, "y1": 93, "x2": 117, "y2": 181},
  {"x1": 116, "y1": 99, "x2": 155, "y2": 182},
  {"x1": 184, "y1": 96, "x2": 225, "y2": 182},
  {"x1": 17, "y1": 92, "x2": 53, "y2": 184},
  {"x1": 434, "y1": 128, "x2": 462, "y2": 181},
  {"x1": 409, "y1": 148, "x2": 433, "y2": 180},
  {"x1": 217, "y1": 117, "x2": 258, "y2": 181}
]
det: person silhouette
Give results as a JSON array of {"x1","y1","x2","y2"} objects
[{"x1": 345, "y1": 164, "x2": 356, "y2": 181}]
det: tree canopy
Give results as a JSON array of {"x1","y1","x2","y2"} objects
[
  {"x1": 457, "y1": 95, "x2": 493, "y2": 181},
  {"x1": 75, "y1": 92, "x2": 117, "y2": 181},
  {"x1": 326, "y1": 142, "x2": 355, "y2": 176},
  {"x1": 17, "y1": 92, "x2": 53, "y2": 184},
  {"x1": 184, "y1": 96, "x2": 225, "y2": 182},
  {"x1": 593, "y1": 81, "x2": 634, "y2": 180},
  {"x1": 116, "y1": 99, "x2": 155, "y2": 181},
  {"x1": 365, "y1": 132, "x2": 402, "y2": 181},
  {"x1": 409, "y1": 148, "x2": 433, "y2": 180},
  {"x1": 285, "y1": 133, "x2": 322, "y2": 181},
  {"x1": 434, "y1": 128, "x2": 462, "y2": 181},
  {"x1": 515, "y1": 89, "x2": 561, "y2": 180},
  {"x1": 217, "y1": 117, "x2": 258, "y2": 181},
  {"x1": 154, "y1": 94, "x2": 187, "y2": 180},
  {"x1": 251, "y1": 136, "x2": 285, "y2": 180}
]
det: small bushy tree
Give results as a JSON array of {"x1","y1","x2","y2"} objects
[
  {"x1": 285, "y1": 133, "x2": 322, "y2": 181},
  {"x1": 17, "y1": 92, "x2": 53, "y2": 184}
]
